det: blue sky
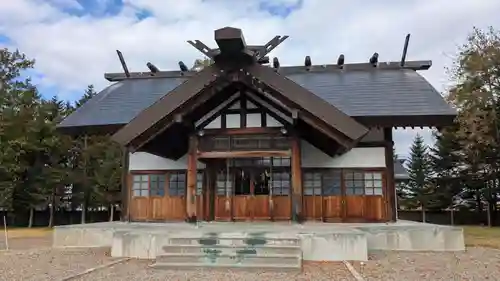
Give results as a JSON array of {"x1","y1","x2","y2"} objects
[{"x1": 1, "y1": 0, "x2": 500, "y2": 156}]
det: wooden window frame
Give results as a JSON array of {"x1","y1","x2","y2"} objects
[
  {"x1": 196, "y1": 172, "x2": 204, "y2": 195},
  {"x1": 362, "y1": 171, "x2": 384, "y2": 195},
  {"x1": 216, "y1": 169, "x2": 233, "y2": 196},
  {"x1": 343, "y1": 169, "x2": 385, "y2": 196},
  {"x1": 302, "y1": 168, "x2": 384, "y2": 196},
  {"x1": 131, "y1": 173, "x2": 166, "y2": 197},
  {"x1": 303, "y1": 171, "x2": 323, "y2": 196},
  {"x1": 168, "y1": 171, "x2": 186, "y2": 197},
  {"x1": 130, "y1": 169, "x2": 206, "y2": 197},
  {"x1": 271, "y1": 170, "x2": 291, "y2": 196}
]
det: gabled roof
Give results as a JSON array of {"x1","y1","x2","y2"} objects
[
  {"x1": 111, "y1": 65, "x2": 222, "y2": 146},
  {"x1": 110, "y1": 63, "x2": 369, "y2": 151},
  {"x1": 394, "y1": 159, "x2": 410, "y2": 181},
  {"x1": 245, "y1": 64, "x2": 368, "y2": 141},
  {"x1": 58, "y1": 68, "x2": 455, "y2": 131},
  {"x1": 288, "y1": 70, "x2": 455, "y2": 117}
]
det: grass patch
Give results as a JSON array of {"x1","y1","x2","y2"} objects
[
  {"x1": 4, "y1": 227, "x2": 52, "y2": 238},
  {"x1": 463, "y1": 226, "x2": 500, "y2": 249}
]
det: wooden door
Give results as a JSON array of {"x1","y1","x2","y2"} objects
[
  {"x1": 270, "y1": 171, "x2": 291, "y2": 220},
  {"x1": 129, "y1": 174, "x2": 150, "y2": 221},
  {"x1": 342, "y1": 170, "x2": 385, "y2": 222},
  {"x1": 303, "y1": 172, "x2": 323, "y2": 220},
  {"x1": 302, "y1": 170, "x2": 343, "y2": 222},
  {"x1": 252, "y1": 168, "x2": 271, "y2": 220},
  {"x1": 322, "y1": 170, "x2": 343, "y2": 222},
  {"x1": 232, "y1": 167, "x2": 253, "y2": 220},
  {"x1": 214, "y1": 169, "x2": 232, "y2": 221}
]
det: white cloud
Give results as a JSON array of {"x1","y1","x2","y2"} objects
[{"x1": 1, "y1": 0, "x2": 499, "y2": 152}]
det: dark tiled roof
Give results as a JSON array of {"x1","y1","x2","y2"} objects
[
  {"x1": 287, "y1": 70, "x2": 454, "y2": 117},
  {"x1": 60, "y1": 78, "x2": 185, "y2": 127},
  {"x1": 58, "y1": 69, "x2": 455, "y2": 128},
  {"x1": 394, "y1": 159, "x2": 409, "y2": 180}
]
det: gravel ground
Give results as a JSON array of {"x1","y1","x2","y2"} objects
[
  {"x1": 74, "y1": 260, "x2": 356, "y2": 281},
  {"x1": 0, "y1": 236, "x2": 52, "y2": 251},
  {"x1": 0, "y1": 247, "x2": 116, "y2": 281},
  {"x1": 351, "y1": 247, "x2": 500, "y2": 281},
  {"x1": 2, "y1": 234, "x2": 500, "y2": 281}
]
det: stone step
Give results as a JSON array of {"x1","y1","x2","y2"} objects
[
  {"x1": 156, "y1": 252, "x2": 301, "y2": 266},
  {"x1": 167, "y1": 236, "x2": 300, "y2": 247},
  {"x1": 150, "y1": 262, "x2": 301, "y2": 271},
  {"x1": 159, "y1": 244, "x2": 302, "y2": 256}
]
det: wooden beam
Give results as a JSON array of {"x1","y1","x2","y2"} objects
[
  {"x1": 194, "y1": 92, "x2": 240, "y2": 128},
  {"x1": 197, "y1": 150, "x2": 291, "y2": 158},
  {"x1": 384, "y1": 127, "x2": 396, "y2": 222},
  {"x1": 187, "y1": 40, "x2": 216, "y2": 59},
  {"x1": 111, "y1": 65, "x2": 221, "y2": 146},
  {"x1": 120, "y1": 146, "x2": 130, "y2": 222},
  {"x1": 202, "y1": 127, "x2": 283, "y2": 135},
  {"x1": 214, "y1": 27, "x2": 247, "y2": 55},
  {"x1": 104, "y1": 60, "x2": 433, "y2": 82},
  {"x1": 105, "y1": 70, "x2": 197, "y2": 81},
  {"x1": 244, "y1": 90, "x2": 293, "y2": 124},
  {"x1": 291, "y1": 136, "x2": 303, "y2": 222},
  {"x1": 245, "y1": 64, "x2": 369, "y2": 141},
  {"x1": 186, "y1": 136, "x2": 198, "y2": 223},
  {"x1": 127, "y1": 79, "x2": 232, "y2": 152}
]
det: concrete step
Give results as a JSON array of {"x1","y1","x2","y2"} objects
[
  {"x1": 167, "y1": 236, "x2": 300, "y2": 247},
  {"x1": 150, "y1": 262, "x2": 300, "y2": 271},
  {"x1": 159, "y1": 244, "x2": 302, "y2": 256},
  {"x1": 156, "y1": 252, "x2": 301, "y2": 266}
]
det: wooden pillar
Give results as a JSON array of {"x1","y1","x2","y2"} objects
[
  {"x1": 120, "y1": 146, "x2": 130, "y2": 222},
  {"x1": 384, "y1": 127, "x2": 396, "y2": 222},
  {"x1": 291, "y1": 136, "x2": 303, "y2": 222},
  {"x1": 186, "y1": 136, "x2": 198, "y2": 222}
]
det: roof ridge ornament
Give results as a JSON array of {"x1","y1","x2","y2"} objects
[{"x1": 186, "y1": 27, "x2": 288, "y2": 66}]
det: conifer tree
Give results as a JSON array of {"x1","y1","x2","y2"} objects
[{"x1": 405, "y1": 134, "x2": 433, "y2": 221}]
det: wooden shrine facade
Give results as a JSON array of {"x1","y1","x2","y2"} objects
[
  {"x1": 57, "y1": 27, "x2": 457, "y2": 224},
  {"x1": 122, "y1": 84, "x2": 395, "y2": 223}
]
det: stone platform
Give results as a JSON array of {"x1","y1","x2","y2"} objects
[{"x1": 53, "y1": 220, "x2": 465, "y2": 267}]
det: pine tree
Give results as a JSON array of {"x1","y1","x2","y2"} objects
[
  {"x1": 405, "y1": 134, "x2": 433, "y2": 221},
  {"x1": 0, "y1": 48, "x2": 36, "y2": 215},
  {"x1": 430, "y1": 126, "x2": 463, "y2": 210}
]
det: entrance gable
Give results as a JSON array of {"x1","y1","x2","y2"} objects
[{"x1": 196, "y1": 91, "x2": 288, "y2": 130}]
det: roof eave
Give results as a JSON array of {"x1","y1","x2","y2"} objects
[
  {"x1": 355, "y1": 113, "x2": 456, "y2": 128},
  {"x1": 111, "y1": 65, "x2": 222, "y2": 147},
  {"x1": 245, "y1": 64, "x2": 369, "y2": 142}
]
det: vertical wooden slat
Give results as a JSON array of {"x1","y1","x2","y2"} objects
[
  {"x1": 120, "y1": 146, "x2": 130, "y2": 222},
  {"x1": 241, "y1": 94, "x2": 247, "y2": 128},
  {"x1": 186, "y1": 136, "x2": 198, "y2": 222},
  {"x1": 340, "y1": 169, "x2": 346, "y2": 222},
  {"x1": 164, "y1": 172, "x2": 169, "y2": 222},
  {"x1": 320, "y1": 172, "x2": 324, "y2": 221},
  {"x1": 384, "y1": 127, "x2": 396, "y2": 222},
  {"x1": 291, "y1": 136, "x2": 302, "y2": 222}
]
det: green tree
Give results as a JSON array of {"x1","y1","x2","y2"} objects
[
  {"x1": 0, "y1": 48, "x2": 37, "y2": 219},
  {"x1": 429, "y1": 126, "x2": 462, "y2": 210},
  {"x1": 66, "y1": 85, "x2": 122, "y2": 223},
  {"x1": 447, "y1": 27, "x2": 500, "y2": 224},
  {"x1": 191, "y1": 57, "x2": 213, "y2": 71},
  {"x1": 405, "y1": 134, "x2": 433, "y2": 221}
]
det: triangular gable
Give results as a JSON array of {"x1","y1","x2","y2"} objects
[
  {"x1": 113, "y1": 65, "x2": 368, "y2": 153},
  {"x1": 196, "y1": 92, "x2": 287, "y2": 130}
]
